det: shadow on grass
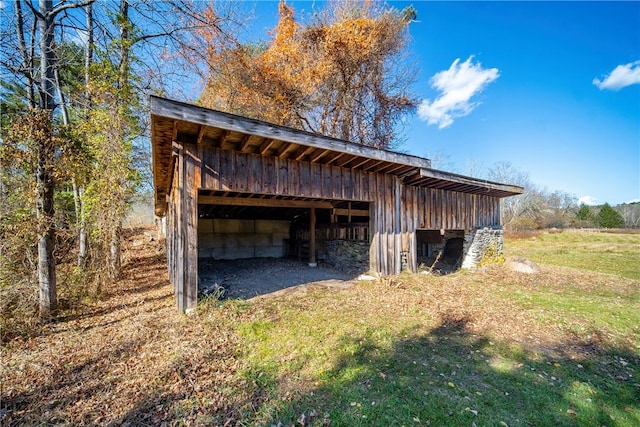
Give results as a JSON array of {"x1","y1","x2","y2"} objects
[{"x1": 262, "y1": 316, "x2": 639, "y2": 426}]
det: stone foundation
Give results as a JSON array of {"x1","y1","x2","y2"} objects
[
  {"x1": 461, "y1": 227, "x2": 504, "y2": 268},
  {"x1": 323, "y1": 239, "x2": 369, "y2": 273}
]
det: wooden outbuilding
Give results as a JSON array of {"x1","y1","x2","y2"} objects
[{"x1": 150, "y1": 96, "x2": 523, "y2": 312}]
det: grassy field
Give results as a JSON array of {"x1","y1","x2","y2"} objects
[
  {"x1": 2, "y1": 229, "x2": 639, "y2": 426},
  {"x1": 506, "y1": 230, "x2": 640, "y2": 280}
]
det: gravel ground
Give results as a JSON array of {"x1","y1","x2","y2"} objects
[{"x1": 198, "y1": 258, "x2": 355, "y2": 299}]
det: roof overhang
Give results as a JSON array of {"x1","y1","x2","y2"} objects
[{"x1": 150, "y1": 96, "x2": 523, "y2": 216}]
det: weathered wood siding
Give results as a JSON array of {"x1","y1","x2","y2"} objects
[
  {"x1": 166, "y1": 143, "x2": 199, "y2": 312},
  {"x1": 199, "y1": 147, "x2": 500, "y2": 274},
  {"x1": 399, "y1": 185, "x2": 500, "y2": 275}
]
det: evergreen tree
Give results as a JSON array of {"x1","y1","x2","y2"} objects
[
  {"x1": 576, "y1": 204, "x2": 594, "y2": 221},
  {"x1": 597, "y1": 203, "x2": 624, "y2": 228}
]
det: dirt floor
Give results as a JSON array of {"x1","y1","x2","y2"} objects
[{"x1": 199, "y1": 258, "x2": 354, "y2": 299}]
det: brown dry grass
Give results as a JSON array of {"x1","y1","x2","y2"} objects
[{"x1": 1, "y1": 227, "x2": 259, "y2": 425}]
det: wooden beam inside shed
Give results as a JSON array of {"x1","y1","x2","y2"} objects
[
  {"x1": 333, "y1": 208, "x2": 369, "y2": 217},
  {"x1": 199, "y1": 195, "x2": 334, "y2": 209}
]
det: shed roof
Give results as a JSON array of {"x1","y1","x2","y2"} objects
[{"x1": 150, "y1": 96, "x2": 523, "y2": 216}]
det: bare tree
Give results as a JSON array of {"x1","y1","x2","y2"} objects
[
  {"x1": 487, "y1": 161, "x2": 537, "y2": 229},
  {"x1": 617, "y1": 203, "x2": 640, "y2": 229},
  {"x1": 24, "y1": 0, "x2": 94, "y2": 317}
]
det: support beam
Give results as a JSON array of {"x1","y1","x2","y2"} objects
[
  {"x1": 259, "y1": 138, "x2": 276, "y2": 155},
  {"x1": 295, "y1": 146, "x2": 314, "y2": 161},
  {"x1": 325, "y1": 152, "x2": 346, "y2": 166},
  {"x1": 196, "y1": 125, "x2": 205, "y2": 144},
  {"x1": 199, "y1": 195, "x2": 333, "y2": 209},
  {"x1": 348, "y1": 156, "x2": 372, "y2": 169},
  {"x1": 277, "y1": 142, "x2": 293, "y2": 158},
  {"x1": 239, "y1": 134, "x2": 252, "y2": 152},
  {"x1": 310, "y1": 149, "x2": 329, "y2": 163},
  {"x1": 309, "y1": 207, "x2": 316, "y2": 267},
  {"x1": 333, "y1": 208, "x2": 369, "y2": 217}
]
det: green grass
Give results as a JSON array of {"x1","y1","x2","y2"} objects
[
  {"x1": 193, "y1": 230, "x2": 640, "y2": 426},
  {"x1": 505, "y1": 231, "x2": 640, "y2": 280}
]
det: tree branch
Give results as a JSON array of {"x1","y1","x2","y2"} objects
[{"x1": 51, "y1": 0, "x2": 95, "y2": 17}]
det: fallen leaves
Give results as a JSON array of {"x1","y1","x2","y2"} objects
[{"x1": 0, "y1": 228, "x2": 254, "y2": 425}]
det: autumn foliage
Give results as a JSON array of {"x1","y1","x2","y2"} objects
[{"x1": 200, "y1": 0, "x2": 417, "y2": 149}]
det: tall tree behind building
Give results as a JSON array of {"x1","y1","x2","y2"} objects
[{"x1": 200, "y1": 0, "x2": 417, "y2": 149}]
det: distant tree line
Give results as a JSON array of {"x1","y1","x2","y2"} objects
[{"x1": 480, "y1": 162, "x2": 637, "y2": 231}]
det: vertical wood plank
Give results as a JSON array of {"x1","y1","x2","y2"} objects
[
  {"x1": 394, "y1": 176, "x2": 402, "y2": 274},
  {"x1": 309, "y1": 207, "x2": 316, "y2": 265},
  {"x1": 262, "y1": 156, "x2": 274, "y2": 194},
  {"x1": 236, "y1": 151, "x2": 248, "y2": 192},
  {"x1": 362, "y1": 170, "x2": 369, "y2": 201},
  {"x1": 311, "y1": 163, "x2": 322, "y2": 198},
  {"x1": 343, "y1": 168, "x2": 352, "y2": 200},
  {"x1": 369, "y1": 173, "x2": 379, "y2": 273},
  {"x1": 290, "y1": 159, "x2": 300, "y2": 196},
  {"x1": 278, "y1": 157, "x2": 289, "y2": 195},
  {"x1": 183, "y1": 143, "x2": 199, "y2": 311},
  {"x1": 382, "y1": 173, "x2": 390, "y2": 275},
  {"x1": 176, "y1": 146, "x2": 185, "y2": 311},
  {"x1": 332, "y1": 166, "x2": 343, "y2": 199},
  {"x1": 300, "y1": 161, "x2": 311, "y2": 197}
]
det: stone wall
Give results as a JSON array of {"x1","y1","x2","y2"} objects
[
  {"x1": 461, "y1": 227, "x2": 504, "y2": 268},
  {"x1": 322, "y1": 240, "x2": 369, "y2": 273},
  {"x1": 198, "y1": 219, "x2": 290, "y2": 259}
]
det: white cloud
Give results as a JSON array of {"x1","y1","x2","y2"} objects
[
  {"x1": 418, "y1": 56, "x2": 500, "y2": 129},
  {"x1": 592, "y1": 61, "x2": 640, "y2": 90},
  {"x1": 578, "y1": 195, "x2": 598, "y2": 206}
]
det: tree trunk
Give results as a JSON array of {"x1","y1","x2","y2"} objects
[
  {"x1": 109, "y1": 223, "x2": 122, "y2": 280},
  {"x1": 85, "y1": 2, "x2": 93, "y2": 101},
  {"x1": 74, "y1": 180, "x2": 87, "y2": 268},
  {"x1": 36, "y1": 148, "x2": 57, "y2": 317},
  {"x1": 117, "y1": 0, "x2": 130, "y2": 91},
  {"x1": 36, "y1": 0, "x2": 57, "y2": 317},
  {"x1": 76, "y1": 2, "x2": 93, "y2": 269},
  {"x1": 106, "y1": 0, "x2": 131, "y2": 281}
]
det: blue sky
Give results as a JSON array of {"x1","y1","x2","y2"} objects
[{"x1": 240, "y1": 1, "x2": 640, "y2": 206}]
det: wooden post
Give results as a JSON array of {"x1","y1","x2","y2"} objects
[
  {"x1": 182, "y1": 143, "x2": 200, "y2": 312},
  {"x1": 176, "y1": 144, "x2": 185, "y2": 310},
  {"x1": 309, "y1": 207, "x2": 316, "y2": 267},
  {"x1": 394, "y1": 177, "x2": 402, "y2": 274}
]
